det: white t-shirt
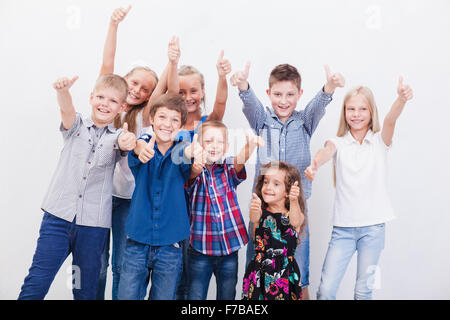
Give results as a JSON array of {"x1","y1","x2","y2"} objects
[
  {"x1": 329, "y1": 130, "x2": 396, "y2": 227},
  {"x1": 112, "y1": 110, "x2": 151, "y2": 199}
]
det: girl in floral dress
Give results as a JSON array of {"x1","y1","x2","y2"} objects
[{"x1": 242, "y1": 161, "x2": 306, "y2": 300}]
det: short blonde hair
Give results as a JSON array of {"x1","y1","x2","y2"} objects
[
  {"x1": 337, "y1": 86, "x2": 381, "y2": 137},
  {"x1": 94, "y1": 74, "x2": 128, "y2": 102}
]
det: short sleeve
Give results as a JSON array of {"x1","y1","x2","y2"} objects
[{"x1": 60, "y1": 113, "x2": 82, "y2": 140}]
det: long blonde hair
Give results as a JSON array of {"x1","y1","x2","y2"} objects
[
  {"x1": 337, "y1": 86, "x2": 381, "y2": 137},
  {"x1": 333, "y1": 86, "x2": 381, "y2": 185}
]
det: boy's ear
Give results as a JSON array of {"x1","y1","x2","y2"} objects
[
  {"x1": 266, "y1": 89, "x2": 271, "y2": 97},
  {"x1": 89, "y1": 92, "x2": 94, "y2": 103}
]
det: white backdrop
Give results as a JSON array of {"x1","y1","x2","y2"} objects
[{"x1": 1, "y1": 0, "x2": 449, "y2": 300}]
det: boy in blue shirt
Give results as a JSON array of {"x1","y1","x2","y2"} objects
[
  {"x1": 230, "y1": 63, "x2": 345, "y2": 299},
  {"x1": 118, "y1": 93, "x2": 199, "y2": 300}
]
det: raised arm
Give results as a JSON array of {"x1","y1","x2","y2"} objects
[
  {"x1": 53, "y1": 76, "x2": 79, "y2": 130},
  {"x1": 381, "y1": 76, "x2": 413, "y2": 147},
  {"x1": 304, "y1": 140, "x2": 336, "y2": 182},
  {"x1": 99, "y1": 6, "x2": 132, "y2": 76},
  {"x1": 208, "y1": 50, "x2": 232, "y2": 121},
  {"x1": 288, "y1": 181, "x2": 305, "y2": 232},
  {"x1": 234, "y1": 133, "x2": 264, "y2": 173}
]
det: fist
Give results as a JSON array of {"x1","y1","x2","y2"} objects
[
  {"x1": 168, "y1": 36, "x2": 181, "y2": 64},
  {"x1": 118, "y1": 123, "x2": 137, "y2": 151},
  {"x1": 111, "y1": 6, "x2": 131, "y2": 25},
  {"x1": 230, "y1": 61, "x2": 251, "y2": 90},
  {"x1": 324, "y1": 65, "x2": 345, "y2": 94},
  {"x1": 304, "y1": 159, "x2": 318, "y2": 182},
  {"x1": 246, "y1": 132, "x2": 265, "y2": 148},
  {"x1": 216, "y1": 50, "x2": 232, "y2": 77},
  {"x1": 53, "y1": 76, "x2": 79, "y2": 91},
  {"x1": 250, "y1": 192, "x2": 262, "y2": 217},
  {"x1": 397, "y1": 76, "x2": 413, "y2": 103},
  {"x1": 138, "y1": 134, "x2": 156, "y2": 163},
  {"x1": 289, "y1": 181, "x2": 300, "y2": 201}
]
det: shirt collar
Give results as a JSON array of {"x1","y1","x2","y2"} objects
[
  {"x1": 85, "y1": 116, "x2": 118, "y2": 133},
  {"x1": 344, "y1": 130, "x2": 375, "y2": 145}
]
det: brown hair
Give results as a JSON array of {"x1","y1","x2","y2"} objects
[
  {"x1": 255, "y1": 161, "x2": 307, "y2": 233},
  {"x1": 149, "y1": 93, "x2": 187, "y2": 126},
  {"x1": 113, "y1": 67, "x2": 159, "y2": 134},
  {"x1": 178, "y1": 65, "x2": 206, "y2": 111},
  {"x1": 269, "y1": 64, "x2": 302, "y2": 90},
  {"x1": 196, "y1": 120, "x2": 228, "y2": 143}
]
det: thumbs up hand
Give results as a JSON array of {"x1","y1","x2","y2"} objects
[
  {"x1": 323, "y1": 64, "x2": 345, "y2": 94},
  {"x1": 288, "y1": 181, "x2": 301, "y2": 201},
  {"x1": 397, "y1": 76, "x2": 413, "y2": 103},
  {"x1": 230, "y1": 61, "x2": 251, "y2": 91},
  {"x1": 249, "y1": 192, "x2": 263, "y2": 223},
  {"x1": 118, "y1": 122, "x2": 137, "y2": 151},
  {"x1": 53, "y1": 76, "x2": 79, "y2": 92},
  {"x1": 138, "y1": 134, "x2": 156, "y2": 163},
  {"x1": 168, "y1": 36, "x2": 181, "y2": 65},
  {"x1": 216, "y1": 50, "x2": 232, "y2": 77},
  {"x1": 304, "y1": 159, "x2": 318, "y2": 182},
  {"x1": 111, "y1": 5, "x2": 132, "y2": 25}
]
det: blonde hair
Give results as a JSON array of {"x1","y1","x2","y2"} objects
[
  {"x1": 113, "y1": 66, "x2": 159, "y2": 134},
  {"x1": 178, "y1": 65, "x2": 206, "y2": 111},
  {"x1": 337, "y1": 86, "x2": 381, "y2": 137},
  {"x1": 94, "y1": 74, "x2": 128, "y2": 102}
]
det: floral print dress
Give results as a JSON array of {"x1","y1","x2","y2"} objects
[{"x1": 242, "y1": 208, "x2": 302, "y2": 300}]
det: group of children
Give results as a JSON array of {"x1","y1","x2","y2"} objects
[{"x1": 18, "y1": 6, "x2": 413, "y2": 300}]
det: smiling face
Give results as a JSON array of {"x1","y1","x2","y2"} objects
[
  {"x1": 178, "y1": 74, "x2": 205, "y2": 114},
  {"x1": 261, "y1": 167, "x2": 289, "y2": 208},
  {"x1": 345, "y1": 94, "x2": 372, "y2": 132},
  {"x1": 90, "y1": 87, "x2": 126, "y2": 127},
  {"x1": 150, "y1": 106, "x2": 183, "y2": 144},
  {"x1": 125, "y1": 69, "x2": 157, "y2": 106},
  {"x1": 200, "y1": 126, "x2": 228, "y2": 163},
  {"x1": 267, "y1": 80, "x2": 303, "y2": 123}
]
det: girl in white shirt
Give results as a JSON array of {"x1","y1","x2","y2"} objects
[{"x1": 305, "y1": 78, "x2": 413, "y2": 299}]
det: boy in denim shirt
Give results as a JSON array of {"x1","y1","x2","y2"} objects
[
  {"x1": 230, "y1": 63, "x2": 345, "y2": 299},
  {"x1": 118, "y1": 93, "x2": 199, "y2": 300},
  {"x1": 19, "y1": 74, "x2": 137, "y2": 300}
]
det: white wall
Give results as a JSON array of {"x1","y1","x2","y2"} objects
[{"x1": 1, "y1": 0, "x2": 449, "y2": 300}]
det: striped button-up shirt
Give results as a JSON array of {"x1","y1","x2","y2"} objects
[
  {"x1": 239, "y1": 86, "x2": 333, "y2": 199},
  {"x1": 186, "y1": 157, "x2": 249, "y2": 256},
  {"x1": 41, "y1": 113, "x2": 124, "y2": 228}
]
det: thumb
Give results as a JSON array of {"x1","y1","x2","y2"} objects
[
  {"x1": 252, "y1": 193, "x2": 260, "y2": 201},
  {"x1": 149, "y1": 134, "x2": 156, "y2": 148},
  {"x1": 192, "y1": 133, "x2": 199, "y2": 145},
  {"x1": 122, "y1": 122, "x2": 129, "y2": 134},
  {"x1": 125, "y1": 5, "x2": 132, "y2": 13},
  {"x1": 218, "y1": 49, "x2": 224, "y2": 61},
  {"x1": 324, "y1": 64, "x2": 331, "y2": 79},
  {"x1": 71, "y1": 75, "x2": 79, "y2": 84},
  {"x1": 244, "y1": 61, "x2": 251, "y2": 76},
  {"x1": 398, "y1": 76, "x2": 404, "y2": 88},
  {"x1": 293, "y1": 181, "x2": 299, "y2": 187}
]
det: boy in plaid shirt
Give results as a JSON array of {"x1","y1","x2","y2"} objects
[{"x1": 185, "y1": 120, "x2": 263, "y2": 300}]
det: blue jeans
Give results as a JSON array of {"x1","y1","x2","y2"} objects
[
  {"x1": 18, "y1": 212, "x2": 109, "y2": 300},
  {"x1": 246, "y1": 204, "x2": 310, "y2": 287},
  {"x1": 117, "y1": 238, "x2": 184, "y2": 300},
  {"x1": 97, "y1": 196, "x2": 130, "y2": 300},
  {"x1": 175, "y1": 238, "x2": 190, "y2": 300},
  {"x1": 187, "y1": 247, "x2": 238, "y2": 300},
  {"x1": 317, "y1": 224, "x2": 385, "y2": 300}
]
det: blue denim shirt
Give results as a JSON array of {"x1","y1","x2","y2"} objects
[
  {"x1": 239, "y1": 86, "x2": 333, "y2": 199},
  {"x1": 126, "y1": 134, "x2": 192, "y2": 246}
]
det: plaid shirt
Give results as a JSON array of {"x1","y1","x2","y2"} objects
[{"x1": 186, "y1": 157, "x2": 249, "y2": 256}]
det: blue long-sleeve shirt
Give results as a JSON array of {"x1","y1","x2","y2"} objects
[
  {"x1": 239, "y1": 86, "x2": 333, "y2": 199},
  {"x1": 126, "y1": 134, "x2": 192, "y2": 246}
]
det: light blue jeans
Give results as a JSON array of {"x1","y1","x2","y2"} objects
[{"x1": 317, "y1": 223, "x2": 385, "y2": 300}]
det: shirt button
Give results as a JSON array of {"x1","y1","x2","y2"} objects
[
  {"x1": 79, "y1": 195, "x2": 82, "y2": 198},
  {"x1": 83, "y1": 177, "x2": 86, "y2": 180}
]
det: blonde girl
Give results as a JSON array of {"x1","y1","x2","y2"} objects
[
  {"x1": 97, "y1": 6, "x2": 173, "y2": 300},
  {"x1": 305, "y1": 78, "x2": 413, "y2": 300}
]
